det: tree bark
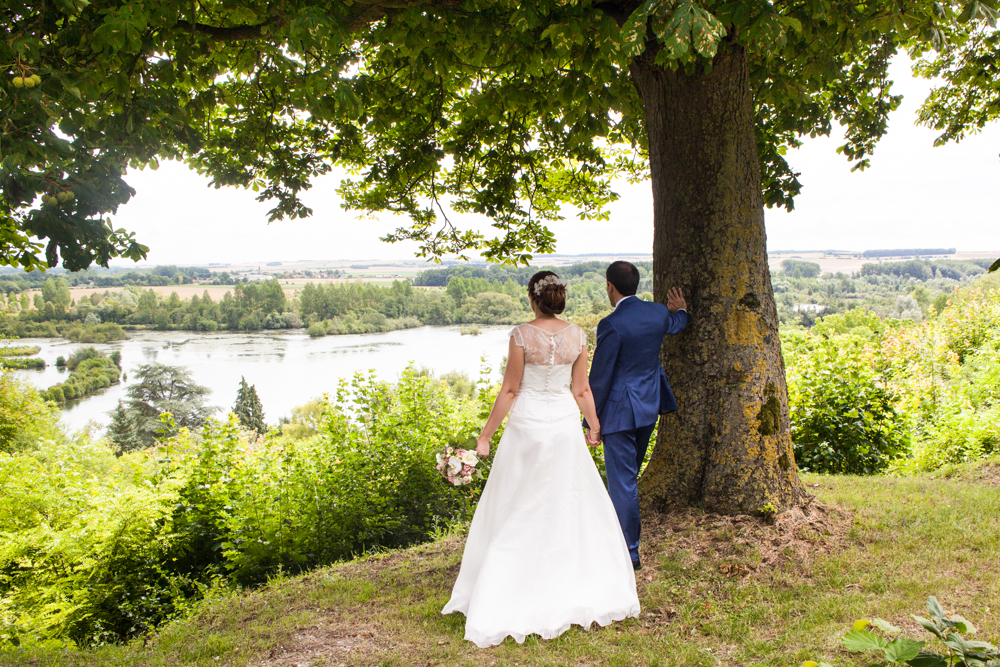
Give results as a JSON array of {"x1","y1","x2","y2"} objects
[{"x1": 630, "y1": 46, "x2": 807, "y2": 515}]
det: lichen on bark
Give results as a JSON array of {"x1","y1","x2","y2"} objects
[{"x1": 630, "y1": 44, "x2": 807, "y2": 516}]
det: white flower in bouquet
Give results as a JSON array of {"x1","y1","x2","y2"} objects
[
  {"x1": 459, "y1": 449, "x2": 478, "y2": 466},
  {"x1": 448, "y1": 458, "x2": 463, "y2": 475}
]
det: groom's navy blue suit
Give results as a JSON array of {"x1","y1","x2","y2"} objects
[{"x1": 585, "y1": 296, "x2": 689, "y2": 564}]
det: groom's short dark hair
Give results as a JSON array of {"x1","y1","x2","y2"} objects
[{"x1": 607, "y1": 261, "x2": 640, "y2": 296}]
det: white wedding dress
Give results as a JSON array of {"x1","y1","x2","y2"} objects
[{"x1": 442, "y1": 323, "x2": 640, "y2": 647}]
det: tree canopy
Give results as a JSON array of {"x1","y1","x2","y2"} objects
[{"x1": 2, "y1": 0, "x2": 995, "y2": 271}]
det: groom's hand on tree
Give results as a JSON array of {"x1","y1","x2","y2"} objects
[{"x1": 666, "y1": 287, "x2": 687, "y2": 313}]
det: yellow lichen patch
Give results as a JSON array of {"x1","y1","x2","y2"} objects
[{"x1": 723, "y1": 309, "x2": 765, "y2": 348}]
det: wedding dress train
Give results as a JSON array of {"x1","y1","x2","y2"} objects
[{"x1": 442, "y1": 323, "x2": 640, "y2": 647}]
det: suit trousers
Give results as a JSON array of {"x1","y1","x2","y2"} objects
[{"x1": 602, "y1": 422, "x2": 656, "y2": 564}]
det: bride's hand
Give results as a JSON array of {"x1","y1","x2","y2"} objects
[{"x1": 476, "y1": 435, "x2": 491, "y2": 457}]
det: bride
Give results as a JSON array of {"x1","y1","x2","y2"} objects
[{"x1": 441, "y1": 270, "x2": 640, "y2": 647}]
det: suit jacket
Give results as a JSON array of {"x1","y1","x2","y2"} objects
[{"x1": 585, "y1": 297, "x2": 689, "y2": 435}]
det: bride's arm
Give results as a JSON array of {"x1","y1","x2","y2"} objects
[
  {"x1": 571, "y1": 347, "x2": 600, "y2": 446},
  {"x1": 475, "y1": 336, "x2": 525, "y2": 456}
]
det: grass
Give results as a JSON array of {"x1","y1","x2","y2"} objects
[{"x1": 6, "y1": 468, "x2": 999, "y2": 667}]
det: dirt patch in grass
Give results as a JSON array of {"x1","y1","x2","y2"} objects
[
  {"x1": 255, "y1": 624, "x2": 383, "y2": 667},
  {"x1": 252, "y1": 536, "x2": 468, "y2": 666},
  {"x1": 950, "y1": 462, "x2": 1000, "y2": 486},
  {"x1": 642, "y1": 497, "x2": 852, "y2": 576}
]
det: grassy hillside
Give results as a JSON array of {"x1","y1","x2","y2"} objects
[{"x1": 7, "y1": 463, "x2": 999, "y2": 667}]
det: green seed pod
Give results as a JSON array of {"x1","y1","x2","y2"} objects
[{"x1": 12, "y1": 76, "x2": 24, "y2": 88}]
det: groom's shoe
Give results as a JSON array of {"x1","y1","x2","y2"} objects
[{"x1": 632, "y1": 559, "x2": 642, "y2": 571}]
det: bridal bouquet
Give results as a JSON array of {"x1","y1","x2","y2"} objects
[{"x1": 436, "y1": 444, "x2": 483, "y2": 486}]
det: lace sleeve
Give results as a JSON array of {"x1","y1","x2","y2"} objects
[
  {"x1": 509, "y1": 325, "x2": 524, "y2": 348},
  {"x1": 577, "y1": 324, "x2": 587, "y2": 359}
]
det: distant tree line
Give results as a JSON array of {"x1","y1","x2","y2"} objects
[
  {"x1": 0, "y1": 265, "x2": 215, "y2": 295},
  {"x1": 861, "y1": 248, "x2": 957, "y2": 258},
  {"x1": 414, "y1": 260, "x2": 654, "y2": 292},
  {"x1": 4, "y1": 259, "x2": 986, "y2": 338},
  {"x1": 859, "y1": 259, "x2": 990, "y2": 281}
]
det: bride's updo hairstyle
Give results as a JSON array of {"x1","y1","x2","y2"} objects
[{"x1": 527, "y1": 271, "x2": 567, "y2": 316}]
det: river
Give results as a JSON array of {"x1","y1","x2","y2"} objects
[{"x1": 11, "y1": 326, "x2": 511, "y2": 432}]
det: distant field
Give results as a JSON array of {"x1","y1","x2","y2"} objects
[{"x1": 39, "y1": 279, "x2": 436, "y2": 304}]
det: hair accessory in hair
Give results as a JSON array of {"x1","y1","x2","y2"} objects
[{"x1": 532, "y1": 275, "x2": 568, "y2": 296}]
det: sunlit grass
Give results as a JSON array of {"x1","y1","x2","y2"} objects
[{"x1": 7, "y1": 470, "x2": 999, "y2": 667}]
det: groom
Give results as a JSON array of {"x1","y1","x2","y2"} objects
[{"x1": 584, "y1": 261, "x2": 688, "y2": 571}]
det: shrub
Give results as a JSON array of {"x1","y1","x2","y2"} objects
[
  {"x1": 787, "y1": 334, "x2": 908, "y2": 474},
  {"x1": 43, "y1": 354, "x2": 121, "y2": 405},
  {"x1": 0, "y1": 372, "x2": 62, "y2": 453}
]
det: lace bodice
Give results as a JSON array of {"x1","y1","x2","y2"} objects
[
  {"x1": 510, "y1": 323, "x2": 586, "y2": 366},
  {"x1": 509, "y1": 323, "x2": 585, "y2": 397}
]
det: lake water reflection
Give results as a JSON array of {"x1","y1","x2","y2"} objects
[{"x1": 12, "y1": 326, "x2": 511, "y2": 432}]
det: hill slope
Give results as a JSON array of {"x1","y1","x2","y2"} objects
[{"x1": 9, "y1": 465, "x2": 1000, "y2": 667}]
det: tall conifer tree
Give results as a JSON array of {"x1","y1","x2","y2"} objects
[{"x1": 234, "y1": 377, "x2": 266, "y2": 435}]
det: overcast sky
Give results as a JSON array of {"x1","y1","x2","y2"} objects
[{"x1": 108, "y1": 56, "x2": 1000, "y2": 267}]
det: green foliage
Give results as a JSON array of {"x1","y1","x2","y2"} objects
[
  {"x1": 0, "y1": 434, "x2": 196, "y2": 648},
  {"x1": 785, "y1": 329, "x2": 909, "y2": 474},
  {"x1": 0, "y1": 364, "x2": 500, "y2": 648},
  {"x1": 784, "y1": 277, "x2": 1000, "y2": 475},
  {"x1": 1, "y1": 0, "x2": 983, "y2": 268},
  {"x1": 884, "y1": 278, "x2": 1000, "y2": 473},
  {"x1": 106, "y1": 364, "x2": 214, "y2": 453},
  {"x1": 0, "y1": 371, "x2": 62, "y2": 453},
  {"x1": 915, "y1": 29, "x2": 1000, "y2": 147},
  {"x1": 0, "y1": 357, "x2": 44, "y2": 370},
  {"x1": 278, "y1": 399, "x2": 324, "y2": 440},
  {"x1": 828, "y1": 597, "x2": 999, "y2": 667},
  {"x1": 233, "y1": 377, "x2": 266, "y2": 435},
  {"x1": 40, "y1": 351, "x2": 121, "y2": 405},
  {"x1": 782, "y1": 259, "x2": 821, "y2": 278}
]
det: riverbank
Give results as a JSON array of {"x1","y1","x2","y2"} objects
[{"x1": 6, "y1": 463, "x2": 998, "y2": 666}]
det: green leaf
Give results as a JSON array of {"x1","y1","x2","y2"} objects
[
  {"x1": 913, "y1": 615, "x2": 944, "y2": 639},
  {"x1": 988, "y1": 258, "x2": 1000, "y2": 273},
  {"x1": 927, "y1": 597, "x2": 946, "y2": 619},
  {"x1": 950, "y1": 615, "x2": 977, "y2": 634},
  {"x1": 907, "y1": 652, "x2": 949, "y2": 667},
  {"x1": 885, "y1": 638, "x2": 925, "y2": 663},
  {"x1": 843, "y1": 629, "x2": 889, "y2": 652},
  {"x1": 873, "y1": 618, "x2": 903, "y2": 633}
]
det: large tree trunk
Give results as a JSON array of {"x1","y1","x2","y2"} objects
[{"x1": 630, "y1": 46, "x2": 807, "y2": 515}]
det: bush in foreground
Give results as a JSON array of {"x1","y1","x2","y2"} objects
[{"x1": 0, "y1": 366, "x2": 495, "y2": 649}]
